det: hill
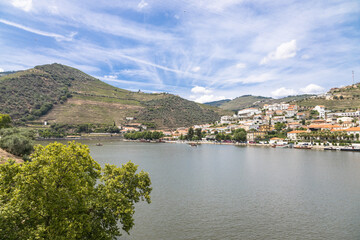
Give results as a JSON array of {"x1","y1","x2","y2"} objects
[
  {"x1": 295, "y1": 84, "x2": 360, "y2": 111},
  {"x1": 205, "y1": 99, "x2": 231, "y2": 107},
  {"x1": 0, "y1": 64, "x2": 227, "y2": 129},
  {"x1": 206, "y1": 94, "x2": 315, "y2": 112}
]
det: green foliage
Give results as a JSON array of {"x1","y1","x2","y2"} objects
[
  {"x1": 0, "y1": 65, "x2": 73, "y2": 120},
  {"x1": 124, "y1": 131, "x2": 164, "y2": 140},
  {"x1": 0, "y1": 114, "x2": 11, "y2": 128},
  {"x1": 0, "y1": 128, "x2": 35, "y2": 156},
  {"x1": 195, "y1": 128, "x2": 202, "y2": 140},
  {"x1": 137, "y1": 95, "x2": 221, "y2": 128},
  {"x1": 232, "y1": 128, "x2": 247, "y2": 142},
  {"x1": 274, "y1": 122, "x2": 286, "y2": 131},
  {"x1": 215, "y1": 133, "x2": 232, "y2": 141},
  {"x1": 0, "y1": 141, "x2": 151, "y2": 239},
  {"x1": 186, "y1": 127, "x2": 194, "y2": 140},
  {"x1": 309, "y1": 110, "x2": 319, "y2": 119}
]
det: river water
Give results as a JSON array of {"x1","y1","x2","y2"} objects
[{"x1": 44, "y1": 140, "x2": 360, "y2": 239}]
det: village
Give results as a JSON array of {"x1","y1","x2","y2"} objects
[{"x1": 121, "y1": 102, "x2": 360, "y2": 149}]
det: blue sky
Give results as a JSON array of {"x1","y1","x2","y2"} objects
[{"x1": 0, "y1": 0, "x2": 359, "y2": 102}]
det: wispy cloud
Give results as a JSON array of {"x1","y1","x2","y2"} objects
[
  {"x1": 0, "y1": 0, "x2": 359, "y2": 100},
  {"x1": 0, "y1": 19, "x2": 76, "y2": 41}
]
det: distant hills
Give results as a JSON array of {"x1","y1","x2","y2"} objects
[
  {"x1": 0, "y1": 64, "x2": 228, "y2": 129},
  {"x1": 205, "y1": 83, "x2": 360, "y2": 112},
  {"x1": 205, "y1": 94, "x2": 315, "y2": 112}
]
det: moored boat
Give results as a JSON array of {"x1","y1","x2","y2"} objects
[
  {"x1": 340, "y1": 147, "x2": 360, "y2": 152},
  {"x1": 294, "y1": 145, "x2": 312, "y2": 149}
]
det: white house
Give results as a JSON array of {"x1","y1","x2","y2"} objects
[
  {"x1": 269, "y1": 137, "x2": 287, "y2": 145},
  {"x1": 313, "y1": 105, "x2": 326, "y2": 119},
  {"x1": 237, "y1": 108, "x2": 261, "y2": 118},
  {"x1": 287, "y1": 130, "x2": 306, "y2": 140}
]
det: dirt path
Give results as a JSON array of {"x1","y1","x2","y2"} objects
[{"x1": 0, "y1": 148, "x2": 23, "y2": 164}]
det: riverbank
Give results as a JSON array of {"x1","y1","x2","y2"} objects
[{"x1": 0, "y1": 148, "x2": 23, "y2": 164}]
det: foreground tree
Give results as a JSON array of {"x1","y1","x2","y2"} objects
[{"x1": 0, "y1": 141, "x2": 152, "y2": 239}]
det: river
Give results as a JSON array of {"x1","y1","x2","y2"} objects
[{"x1": 42, "y1": 140, "x2": 360, "y2": 239}]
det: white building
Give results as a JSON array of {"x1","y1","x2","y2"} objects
[
  {"x1": 237, "y1": 108, "x2": 261, "y2": 118},
  {"x1": 313, "y1": 105, "x2": 326, "y2": 119},
  {"x1": 263, "y1": 103, "x2": 289, "y2": 111},
  {"x1": 287, "y1": 130, "x2": 306, "y2": 140},
  {"x1": 334, "y1": 111, "x2": 360, "y2": 117}
]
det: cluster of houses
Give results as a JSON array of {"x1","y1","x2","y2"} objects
[{"x1": 121, "y1": 103, "x2": 360, "y2": 143}]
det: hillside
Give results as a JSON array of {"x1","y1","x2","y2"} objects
[
  {"x1": 206, "y1": 94, "x2": 315, "y2": 112},
  {"x1": 0, "y1": 64, "x2": 227, "y2": 129},
  {"x1": 295, "y1": 84, "x2": 360, "y2": 111},
  {"x1": 205, "y1": 99, "x2": 231, "y2": 107}
]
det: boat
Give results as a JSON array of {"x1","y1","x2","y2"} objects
[
  {"x1": 340, "y1": 146, "x2": 360, "y2": 152},
  {"x1": 324, "y1": 147, "x2": 337, "y2": 150},
  {"x1": 294, "y1": 145, "x2": 312, "y2": 149},
  {"x1": 276, "y1": 145, "x2": 288, "y2": 148},
  {"x1": 95, "y1": 143, "x2": 103, "y2": 146},
  {"x1": 188, "y1": 142, "x2": 200, "y2": 147}
]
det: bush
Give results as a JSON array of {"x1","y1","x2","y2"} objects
[
  {"x1": 0, "y1": 128, "x2": 35, "y2": 157},
  {"x1": 0, "y1": 134, "x2": 34, "y2": 157}
]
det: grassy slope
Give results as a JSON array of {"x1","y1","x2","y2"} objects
[
  {"x1": 204, "y1": 99, "x2": 231, "y2": 107},
  {"x1": 215, "y1": 94, "x2": 316, "y2": 111},
  {"x1": 219, "y1": 95, "x2": 271, "y2": 111},
  {"x1": 0, "y1": 63, "x2": 224, "y2": 128},
  {"x1": 295, "y1": 85, "x2": 360, "y2": 111}
]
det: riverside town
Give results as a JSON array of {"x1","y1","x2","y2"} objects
[{"x1": 1, "y1": 1, "x2": 360, "y2": 239}]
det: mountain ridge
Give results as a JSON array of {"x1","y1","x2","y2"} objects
[{"x1": 0, "y1": 63, "x2": 228, "y2": 129}]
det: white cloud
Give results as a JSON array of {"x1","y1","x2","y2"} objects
[
  {"x1": 0, "y1": 19, "x2": 76, "y2": 41},
  {"x1": 0, "y1": 68, "x2": 4, "y2": 72},
  {"x1": 225, "y1": 73, "x2": 275, "y2": 84},
  {"x1": 271, "y1": 87, "x2": 296, "y2": 98},
  {"x1": 191, "y1": 66, "x2": 201, "y2": 72},
  {"x1": 236, "y1": 63, "x2": 246, "y2": 69},
  {"x1": 138, "y1": 0, "x2": 148, "y2": 9},
  {"x1": 193, "y1": 94, "x2": 226, "y2": 103},
  {"x1": 300, "y1": 84, "x2": 325, "y2": 94},
  {"x1": 191, "y1": 86, "x2": 212, "y2": 94},
  {"x1": 104, "y1": 75, "x2": 117, "y2": 79},
  {"x1": 260, "y1": 40, "x2": 297, "y2": 65},
  {"x1": 301, "y1": 54, "x2": 311, "y2": 59},
  {"x1": 11, "y1": 0, "x2": 32, "y2": 12}
]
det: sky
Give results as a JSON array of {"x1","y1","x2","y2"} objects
[{"x1": 0, "y1": 0, "x2": 359, "y2": 102}]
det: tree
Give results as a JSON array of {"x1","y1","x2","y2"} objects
[
  {"x1": 232, "y1": 129, "x2": 247, "y2": 142},
  {"x1": 187, "y1": 127, "x2": 194, "y2": 140},
  {"x1": 0, "y1": 114, "x2": 11, "y2": 129},
  {"x1": 274, "y1": 122, "x2": 286, "y2": 132},
  {"x1": 0, "y1": 142, "x2": 152, "y2": 239},
  {"x1": 195, "y1": 128, "x2": 202, "y2": 140}
]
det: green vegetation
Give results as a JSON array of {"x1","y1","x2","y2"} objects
[
  {"x1": 137, "y1": 95, "x2": 225, "y2": 128},
  {"x1": 37, "y1": 123, "x2": 121, "y2": 138},
  {"x1": 0, "y1": 114, "x2": 11, "y2": 128},
  {"x1": 124, "y1": 131, "x2": 164, "y2": 140},
  {"x1": 207, "y1": 94, "x2": 315, "y2": 112},
  {"x1": 0, "y1": 128, "x2": 35, "y2": 157},
  {"x1": 204, "y1": 99, "x2": 231, "y2": 107},
  {"x1": 0, "y1": 63, "x2": 224, "y2": 128},
  {"x1": 0, "y1": 141, "x2": 151, "y2": 239},
  {"x1": 214, "y1": 128, "x2": 247, "y2": 142}
]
